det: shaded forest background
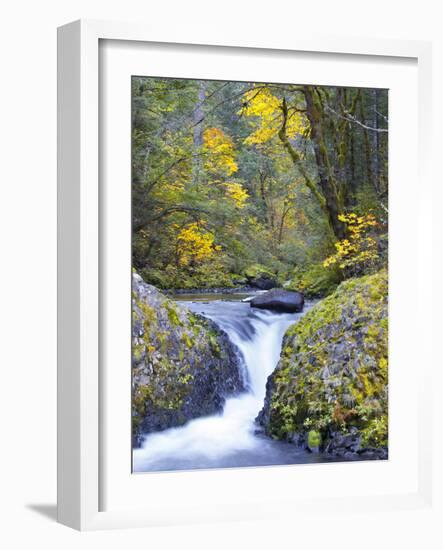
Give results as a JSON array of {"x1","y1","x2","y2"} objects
[{"x1": 132, "y1": 77, "x2": 388, "y2": 295}]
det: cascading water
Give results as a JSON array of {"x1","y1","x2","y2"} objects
[{"x1": 133, "y1": 297, "x2": 330, "y2": 473}]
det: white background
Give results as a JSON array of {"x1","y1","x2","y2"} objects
[{"x1": 0, "y1": 0, "x2": 442, "y2": 548}]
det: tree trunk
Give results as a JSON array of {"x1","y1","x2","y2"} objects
[
  {"x1": 359, "y1": 97, "x2": 374, "y2": 193},
  {"x1": 192, "y1": 81, "x2": 206, "y2": 187},
  {"x1": 302, "y1": 87, "x2": 347, "y2": 239},
  {"x1": 372, "y1": 89, "x2": 380, "y2": 194}
]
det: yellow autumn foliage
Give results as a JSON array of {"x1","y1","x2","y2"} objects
[
  {"x1": 203, "y1": 127, "x2": 238, "y2": 175},
  {"x1": 177, "y1": 222, "x2": 221, "y2": 267},
  {"x1": 323, "y1": 213, "x2": 379, "y2": 271},
  {"x1": 224, "y1": 182, "x2": 249, "y2": 209},
  {"x1": 239, "y1": 87, "x2": 308, "y2": 144}
]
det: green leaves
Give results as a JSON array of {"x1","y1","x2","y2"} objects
[{"x1": 132, "y1": 76, "x2": 388, "y2": 291}]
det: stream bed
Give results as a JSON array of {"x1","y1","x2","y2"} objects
[{"x1": 133, "y1": 294, "x2": 357, "y2": 472}]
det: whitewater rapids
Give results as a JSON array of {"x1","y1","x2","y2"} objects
[{"x1": 132, "y1": 298, "x2": 336, "y2": 472}]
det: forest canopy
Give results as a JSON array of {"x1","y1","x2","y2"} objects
[{"x1": 132, "y1": 77, "x2": 388, "y2": 293}]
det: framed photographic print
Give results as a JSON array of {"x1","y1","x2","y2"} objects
[
  {"x1": 130, "y1": 75, "x2": 389, "y2": 474},
  {"x1": 57, "y1": 20, "x2": 433, "y2": 530}
]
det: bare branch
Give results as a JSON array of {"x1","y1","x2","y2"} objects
[
  {"x1": 325, "y1": 104, "x2": 388, "y2": 133},
  {"x1": 375, "y1": 109, "x2": 388, "y2": 123}
]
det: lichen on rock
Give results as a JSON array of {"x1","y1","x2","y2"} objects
[
  {"x1": 132, "y1": 272, "x2": 245, "y2": 446},
  {"x1": 257, "y1": 269, "x2": 388, "y2": 459}
]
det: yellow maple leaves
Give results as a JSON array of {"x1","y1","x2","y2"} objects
[
  {"x1": 177, "y1": 222, "x2": 221, "y2": 266},
  {"x1": 203, "y1": 127, "x2": 238, "y2": 175},
  {"x1": 323, "y1": 213, "x2": 379, "y2": 270},
  {"x1": 224, "y1": 182, "x2": 249, "y2": 209},
  {"x1": 240, "y1": 87, "x2": 308, "y2": 144}
]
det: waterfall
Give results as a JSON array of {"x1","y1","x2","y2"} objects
[{"x1": 132, "y1": 300, "x2": 307, "y2": 472}]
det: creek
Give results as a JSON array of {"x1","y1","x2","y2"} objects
[{"x1": 133, "y1": 294, "x2": 347, "y2": 472}]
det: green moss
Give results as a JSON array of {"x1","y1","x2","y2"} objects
[
  {"x1": 137, "y1": 300, "x2": 156, "y2": 333},
  {"x1": 267, "y1": 269, "x2": 388, "y2": 449},
  {"x1": 181, "y1": 332, "x2": 194, "y2": 349},
  {"x1": 360, "y1": 416, "x2": 388, "y2": 447},
  {"x1": 140, "y1": 268, "x2": 170, "y2": 289},
  {"x1": 131, "y1": 276, "x2": 241, "y2": 439},
  {"x1": 308, "y1": 430, "x2": 322, "y2": 448},
  {"x1": 133, "y1": 343, "x2": 144, "y2": 362},
  {"x1": 208, "y1": 334, "x2": 221, "y2": 357},
  {"x1": 287, "y1": 262, "x2": 343, "y2": 298},
  {"x1": 244, "y1": 263, "x2": 275, "y2": 279},
  {"x1": 165, "y1": 302, "x2": 182, "y2": 327},
  {"x1": 133, "y1": 352, "x2": 196, "y2": 420}
]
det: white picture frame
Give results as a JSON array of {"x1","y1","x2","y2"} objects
[{"x1": 57, "y1": 19, "x2": 433, "y2": 531}]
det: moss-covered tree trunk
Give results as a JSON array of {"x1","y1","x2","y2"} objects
[{"x1": 302, "y1": 86, "x2": 348, "y2": 240}]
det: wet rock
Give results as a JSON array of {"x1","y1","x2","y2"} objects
[
  {"x1": 244, "y1": 264, "x2": 277, "y2": 290},
  {"x1": 132, "y1": 273, "x2": 245, "y2": 446},
  {"x1": 324, "y1": 429, "x2": 362, "y2": 455},
  {"x1": 250, "y1": 289, "x2": 304, "y2": 313},
  {"x1": 357, "y1": 447, "x2": 388, "y2": 460},
  {"x1": 257, "y1": 270, "x2": 388, "y2": 460}
]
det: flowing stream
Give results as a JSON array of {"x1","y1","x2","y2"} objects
[{"x1": 133, "y1": 294, "x2": 341, "y2": 473}]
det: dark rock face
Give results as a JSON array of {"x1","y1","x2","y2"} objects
[
  {"x1": 244, "y1": 264, "x2": 277, "y2": 290},
  {"x1": 132, "y1": 273, "x2": 245, "y2": 446},
  {"x1": 322, "y1": 428, "x2": 386, "y2": 459},
  {"x1": 250, "y1": 289, "x2": 304, "y2": 313},
  {"x1": 249, "y1": 276, "x2": 276, "y2": 290},
  {"x1": 257, "y1": 270, "x2": 388, "y2": 460}
]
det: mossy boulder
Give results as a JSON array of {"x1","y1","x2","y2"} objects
[
  {"x1": 257, "y1": 269, "x2": 388, "y2": 459},
  {"x1": 286, "y1": 263, "x2": 343, "y2": 298},
  {"x1": 139, "y1": 264, "x2": 235, "y2": 291},
  {"x1": 139, "y1": 267, "x2": 170, "y2": 289},
  {"x1": 132, "y1": 273, "x2": 245, "y2": 445},
  {"x1": 244, "y1": 264, "x2": 277, "y2": 290}
]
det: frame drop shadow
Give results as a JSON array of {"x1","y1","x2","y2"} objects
[{"x1": 26, "y1": 504, "x2": 57, "y2": 522}]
